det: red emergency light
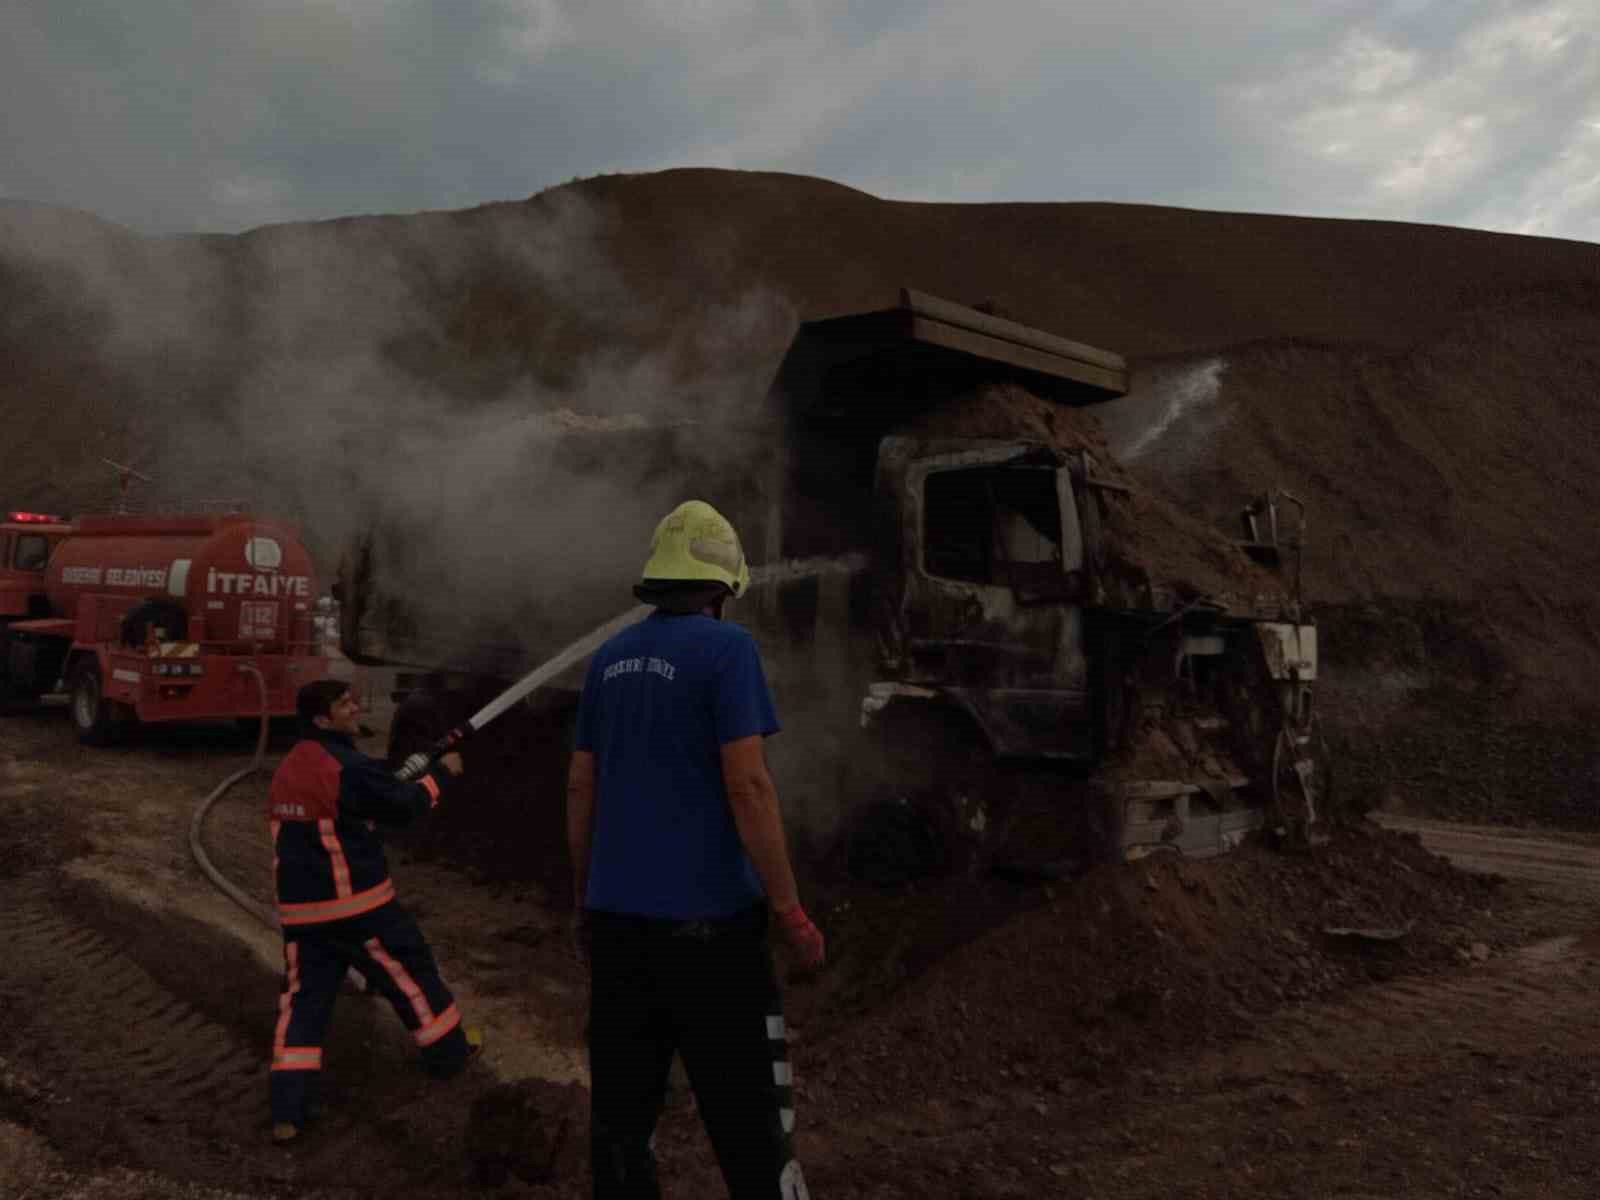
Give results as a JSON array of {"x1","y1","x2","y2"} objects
[{"x1": 7, "y1": 511, "x2": 65, "y2": 524}]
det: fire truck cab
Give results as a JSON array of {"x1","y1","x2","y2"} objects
[{"x1": 0, "y1": 511, "x2": 74, "y2": 701}]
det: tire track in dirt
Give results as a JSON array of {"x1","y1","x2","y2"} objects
[
  {"x1": 1376, "y1": 813, "x2": 1600, "y2": 897},
  {"x1": 904, "y1": 930, "x2": 1600, "y2": 1199},
  {"x1": 1172, "y1": 816, "x2": 1600, "y2": 1092},
  {"x1": 1224, "y1": 932, "x2": 1600, "y2": 1082},
  {"x1": 0, "y1": 881, "x2": 264, "y2": 1132}
]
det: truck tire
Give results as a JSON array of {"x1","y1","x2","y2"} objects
[
  {"x1": 70, "y1": 662, "x2": 121, "y2": 746},
  {"x1": 840, "y1": 702, "x2": 993, "y2": 886},
  {"x1": 0, "y1": 623, "x2": 22, "y2": 705}
]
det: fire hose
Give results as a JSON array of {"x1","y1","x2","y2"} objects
[
  {"x1": 192, "y1": 605, "x2": 654, "y2": 930},
  {"x1": 189, "y1": 662, "x2": 277, "y2": 931},
  {"x1": 392, "y1": 604, "x2": 651, "y2": 781},
  {"x1": 388, "y1": 558, "x2": 861, "y2": 780}
]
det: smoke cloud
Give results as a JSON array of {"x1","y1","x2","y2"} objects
[{"x1": 0, "y1": 192, "x2": 797, "y2": 673}]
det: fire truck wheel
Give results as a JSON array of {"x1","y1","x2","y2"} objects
[
  {"x1": 0, "y1": 625, "x2": 30, "y2": 705},
  {"x1": 69, "y1": 662, "x2": 120, "y2": 746}
]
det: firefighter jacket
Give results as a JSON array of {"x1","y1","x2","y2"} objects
[{"x1": 267, "y1": 729, "x2": 450, "y2": 928}]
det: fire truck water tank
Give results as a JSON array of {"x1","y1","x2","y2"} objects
[{"x1": 44, "y1": 515, "x2": 320, "y2": 652}]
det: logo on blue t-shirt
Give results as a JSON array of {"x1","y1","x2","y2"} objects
[{"x1": 601, "y1": 656, "x2": 677, "y2": 683}]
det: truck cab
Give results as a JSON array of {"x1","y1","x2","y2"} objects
[
  {"x1": 0, "y1": 511, "x2": 72, "y2": 699},
  {"x1": 871, "y1": 438, "x2": 1095, "y2": 760},
  {"x1": 1, "y1": 511, "x2": 70, "y2": 614}
]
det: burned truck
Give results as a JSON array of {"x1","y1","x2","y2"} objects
[{"x1": 340, "y1": 290, "x2": 1326, "y2": 874}]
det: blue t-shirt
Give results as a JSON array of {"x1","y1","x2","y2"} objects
[{"x1": 574, "y1": 611, "x2": 780, "y2": 919}]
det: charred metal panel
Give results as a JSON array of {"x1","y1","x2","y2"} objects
[
  {"x1": 872, "y1": 436, "x2": 1093, "y2": 757},
  {"x1": 774, "y1": 290, "x2": 1128, "y2": 421},
  {"x1": 945, "y1": 686, "x2": 1094, "y2": 759}
]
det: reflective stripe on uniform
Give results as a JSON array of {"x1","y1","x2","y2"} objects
[
  {"x1": 770, "y1": 1006, "x2": 798, "y2": 1143},
  {"x1": 278, "y1": 878, "x2": 396, "y2": 926},
  {"x1": 317, "y1": 818, "x2": 353, "y2": 897},
  {"x1": 272, "y1": 1046, "x2": 324, "y2": 1071},
  {"x1": 364, "y1": 936, "x2": 437, "y2": 1031},
  {"x1": 414, "y1": 1002, "x2": 462, "y2": 1048},
  {"x1": 271, "y1": 942, "x2": 304, "y2": 1072},
  {"x1": 780, "y1": 1160, "x2": 810, "y2": 1199}
]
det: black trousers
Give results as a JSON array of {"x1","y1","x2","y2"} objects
[
  {"x1": 269, "y1": 901, "x2": 470, "y2": 1125},
  {"x1": 587, "y1": 906, "x2": 808, "y2": 1199}
]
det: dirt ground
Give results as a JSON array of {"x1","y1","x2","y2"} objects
[{"x1": 5, "y1": 698, "x2": 1600, "y2": 1199}]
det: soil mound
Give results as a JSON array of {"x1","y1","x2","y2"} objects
[{"x1": 819, "y1": 822, "x2": 1502, "y2": 1052}]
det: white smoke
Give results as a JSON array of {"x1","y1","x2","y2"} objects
[
  {"x1": 1103, "y1": 356, "x2": 1230, "y2": 466},
  {"x1": 0, "y1": 189, "x2": 798, "y2": 671}
]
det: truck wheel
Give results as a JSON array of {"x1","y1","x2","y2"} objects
[
  {"x1": 839, "y1": 703, "x2": 993, "y2": 886},
  {"x1": 70, "y1": 663, "x2": 120, "y2": 746},
  {"x1": 0, "y1": 623, "x2": 32, "y2": 706}
]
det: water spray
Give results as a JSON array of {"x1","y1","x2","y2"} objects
[
  {"x1": 389, "y1": 555, "x2": 867, "y2": 781},
  {"x1": 393, "y1": 603, "x2": 651, "y2": 780}
]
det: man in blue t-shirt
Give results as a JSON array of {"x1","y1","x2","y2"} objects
[{"x1": 567, "y1": 499, "x2": 823, "y2": 1200}]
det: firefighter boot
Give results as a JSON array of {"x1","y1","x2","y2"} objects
[{"x1": 425, "y1": 1024, "x2": 484, "y2": 1079}]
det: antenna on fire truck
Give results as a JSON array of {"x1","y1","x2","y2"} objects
[{"x1": 101, "y1": 458, "x2": 153, "y2": 513}]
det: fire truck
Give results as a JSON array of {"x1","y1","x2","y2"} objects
[{"x1": 0, "y1": 510, "x2": 329, "y2": 743}]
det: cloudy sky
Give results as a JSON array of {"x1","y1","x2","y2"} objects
[{"x1": 4, "y1": 0, "x2": 1597, "y2": 242}]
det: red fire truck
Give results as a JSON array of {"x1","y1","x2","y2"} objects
[{"x1": 0, "y1": 510, "x2": 328, "y2": 743}]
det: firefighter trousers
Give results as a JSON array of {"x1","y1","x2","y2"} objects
[
  {"x1": 587, "y1": 905, "x2": 809, "y2": 1200},
  {"x1": 270, "y1": 900, "x2": 470, "y2": 1125}
]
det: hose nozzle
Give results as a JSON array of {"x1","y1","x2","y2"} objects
[{"x1": 392, "y1": 725, "x2": 469, "y2": 782}]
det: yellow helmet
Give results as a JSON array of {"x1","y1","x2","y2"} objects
[{"x1": 640, "y1": 500, "x2": 750, "y2": 598}]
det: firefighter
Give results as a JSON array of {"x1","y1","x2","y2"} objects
[
  {"x1": 567, "y1": 499, "x2": 825, "y2": 1199},
  {"x1": 267, "y1": 678, "x2": 481, "y2": 1144}
]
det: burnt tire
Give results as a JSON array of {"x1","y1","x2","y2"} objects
[
  {"x1": 70, "y1": 662, "x2": 120, "y2": 746},
  {"x1": 839, "y1": 703, "x2": 992, "y2": 886},
  {"x1": 845, "y1": 797, "x2": 951, "y2": 887}
]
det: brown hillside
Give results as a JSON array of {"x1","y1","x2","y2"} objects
[{"x1": 4, "y1": 169, "x2": 1600, "y2": 827}]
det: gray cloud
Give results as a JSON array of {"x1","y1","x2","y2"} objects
[{"x1": 3, "y1": 0, "x2": 1596, "y2": 242}]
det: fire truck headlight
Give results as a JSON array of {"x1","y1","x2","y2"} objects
[
  {"x1": 188, "y1": 663, "x2": 204, "y2": 677},
  {"x1": 154, "y1": 663, "x2": 169, "y2": 676}
]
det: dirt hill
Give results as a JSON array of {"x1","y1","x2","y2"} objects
[{"x1": 4, "y1": 169, "x2": 1600, "y2": 826}]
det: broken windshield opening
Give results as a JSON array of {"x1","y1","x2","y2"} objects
[{"x1": 923, "y1": 467, "x2": 1062, "y2": 588}]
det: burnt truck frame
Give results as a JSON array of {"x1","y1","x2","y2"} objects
[{"x1": 344, "y1": 289, "x2": 1325, "y2": 872}]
